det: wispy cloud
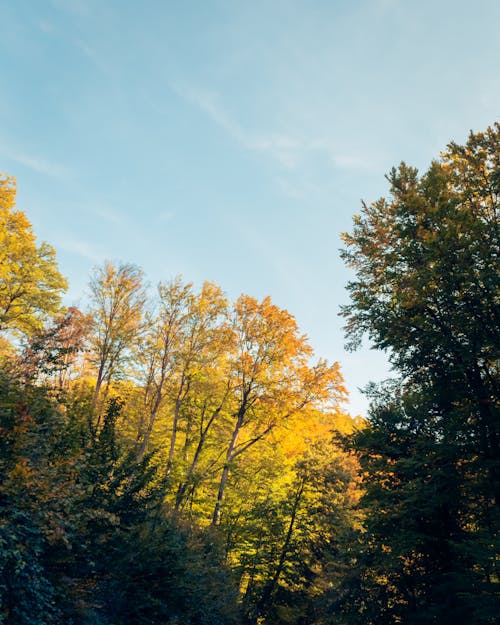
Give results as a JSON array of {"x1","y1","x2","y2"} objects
[
  {"x1": 377, "y1": 0, "x2": 400, "y2": 11},
  {"x1": 38, "y1": 20, "x2": 55, "y2": 34},
  {"x1": 50, "y1": 0, "x2": 91, "y2": 17},
  {"x1": 173, "y1": 83, "x2": 378, "y2": 173},
  {"x1": 173, "y1": 84, "x2": 306, "y2": 169},
  {"x1": 75, "y1": 39, "x2": 115, "y2": 77},
  {"x1": 0, "y1": 143, "x2": 67, "y2": 178},
  {"x1": 55, "y1": 234, "x2": 104, "y2": 262},
  {"x1": 90, "y1": 205, "x2": 124, "y2": 225}
]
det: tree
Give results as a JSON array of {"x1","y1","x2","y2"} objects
[
  {"x1": 135, "y1": 278, "x2": 230, "y2": 489},
  {"x1": 341, "y1": 127, "x2": 499, "y2": 473},
  {"x1": 135, "y1": 277, "x2": 193, "y2": 463},
  {"x1": 0, "y1": 369, "x2": 67, "y2": 624},
  {"x1": 161, "y1": 280, "x2": 228, "y2": 478},
  {"x1": 19, "y1": 307, "x2": 91, "y2": 388},
  {"x1": 237, "y1": 434, "x2": 359, "y2": 625},
  {"x1": 0, "y1": 173, "x2": 67, "y2": 337},
  {"x1": 337, "y1": 125, "x2": 500, "y2": 624},
  {"x1": 88, "y1": 261, "x2": 147, "y2": 414},
  {"x1": 0, "y1": 360, "x2": 241, "y2": 625},
  {"x1": 212, "y1": 295, "x2": 345, "y2": 526}
]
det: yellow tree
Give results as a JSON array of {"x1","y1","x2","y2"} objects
[
  {"x1": 88, "y1": 261, "x2": 147, "y2": 413},
  {"x1": 136, "y1": 279, "x2": 231, "y2": 484},
  {"x1": 135, "y1": 278, "x2": 194, "y2": 463},
  {"x1": 211, "y1": 295, "x2": 345, "y2": 526},
  {"x1": 0, "y1": 173, "x2": 67, "y2": 336},
  {"x1": 162, "y1": 281, "x2": 228, "y2": 477}
]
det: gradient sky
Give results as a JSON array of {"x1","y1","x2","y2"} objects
[{"x1": 1, "y1": 0, "x2": 499, "y2": 416}]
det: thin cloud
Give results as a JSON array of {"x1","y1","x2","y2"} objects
[
  {"x1": 75, "y1": 39, "x2": 115, "y2": 77},
  {"x1": 377, "y1": 0, "x2": 400, "y2": 11},
  {"x1": 173, "y1": 84, "x2": 304, "y2": 169},
  {"x1": 173, "y1": 83, "x2": 379, "y2": 173},
  {"x1": 91, "y1": 205, "x2": 124, "y2": 225},
  {"x1": 55, "y1": 234, "x2": 104, "y2": 262},
  {"x1": 50, "y1": 0, "x2": 91, "y2": 16},
  {"x1": 0, "y1": 144, "x2": 67, "y2": 178},
  {"x1": 331, "y1": 153, "x2": 378, "y2": 172},
  {"x1": 158, "y1": 210, "x2": 175, "y2": 223},
  {"x1": 39, "y1": 20, "x2": 55, "y2": 33}
]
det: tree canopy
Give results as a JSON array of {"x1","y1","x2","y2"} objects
[
  {"x1": 337, "y1": 124, "x2": 500, "y2": 625},
  {"x1": 0, "y1": 173, "x2": 67, "y2": 337},
  {"x1": 1, "y1": 122, "x2": 498, "y2": 625}
]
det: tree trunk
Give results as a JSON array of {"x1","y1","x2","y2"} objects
[
  {"x1": 165, "y1": 374, "x2": 188, "y2": 478},
  {"x1": 251, "y1": 479, "x2": 305, "y2": 623},
  {"x1": 211, "y1": 408, "x2": 244, "y2": 526}
]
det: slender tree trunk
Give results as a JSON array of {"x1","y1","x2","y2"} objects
[
  {"x1": 252, "y1": 479, "x2": 305, "y2": 623},
  {"x1": 175, "y1": 401, "x2": 225, "y2": 510},
  {"x1": 175, "y1": 433, "x2": 205, "y2": 510},
  {"x1": 137, "y1": 333, "x2": 175, "y2": 462},
  {"x1": 136, "y1": 392, "x2": 162, "y2": 463},
  {"x1": 92, "y1": 360, "x2": 106, "y2": 410},
  {"x1": 269, "y1": 479, "x2": 305, "y2": 590},
  {"x1": 212, "y1": 407, "x2": 245, "y2": 526},
  {"x1": 165, "y1": 373, "x2": 188, "y2": 478}
]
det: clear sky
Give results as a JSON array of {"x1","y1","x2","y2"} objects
[{"x1": 1, "y1": 0, "x2": 499, "y2": 417}]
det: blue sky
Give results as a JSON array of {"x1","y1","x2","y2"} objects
[{"x1": 1, "y1": 0, "x2": 499, "y2": 416}]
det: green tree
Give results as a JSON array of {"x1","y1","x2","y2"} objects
[
  {"x1": 0, "y1": 370, "x2": 64, "y2": 624},
  {"x1": 337, "y1": 125, "x2": 500, "y2": 624},
  {"x1": 0, "y1": 174, "x2": 67, "y2": 337},
  {"x1": 239, "y1": 439, "x2": 359, "y2": 625},
  {"x1": 341, "y1": 127, "x2": 499, "y2": 475}
]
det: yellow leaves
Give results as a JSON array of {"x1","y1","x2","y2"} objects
[
  {"x1": 234, "y1": 295, "x2": 307, "y2": 356},
  {"x1": 0, "y1": 173, "x2": 67, "y2": 336},
  {"x1": 232, "y1": 295, "x2": 314, "y2": 392},
  {"x1": 9, "y1": 458, "x2": 35, "y2": 482},
  {"x1": 0, "y1": 172, "x2": 16, "y2": 211},
  {"x1": 88, "y1": 261, "x2": 147, "y2": 404}
]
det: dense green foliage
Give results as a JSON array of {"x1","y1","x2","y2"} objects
[{"x1": 336, "y1": 124, "x2": 499, "y2": 624}]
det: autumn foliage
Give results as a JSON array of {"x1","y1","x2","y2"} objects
[{"x1": 1, "y1": 123, "x2": 498, "y2": 625}]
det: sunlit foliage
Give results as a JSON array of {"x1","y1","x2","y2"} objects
[{"x1": 0, "y1": 173, "x2": 67, "y2": 337}]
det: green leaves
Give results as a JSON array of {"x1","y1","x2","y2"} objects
[{"x1": 336, "y1": 125, "x2": 500, "y2": 624}]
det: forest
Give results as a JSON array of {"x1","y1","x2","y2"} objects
[{"x1": 0, "y1": 125, "x2": 498, "y2": 624}]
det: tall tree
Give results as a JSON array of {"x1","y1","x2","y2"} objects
[
  {"x1": 212, "y1": 295, "x2": 344, "y2": 526},
  {"x1": 163, "y1": 281, "x2": 229, "y2": 478},
  {"x1": 338, "y1": 125, "x2": 500, "y2": 624},
  {"x1": 0, "y1": 173, "x2": 67, "y2": 337},
  {"x1": 341, "y1": 127, "x2": 499, "y2": 473},
  {"x1": 135, "y1": 279, "x2": 229, "y2": 472},
  {"x1": 136, "y1": 278, "x2": 193, "y2": 463},
  {"x1": 88, "y1": 261, "x2": 147, "y2": 414}
]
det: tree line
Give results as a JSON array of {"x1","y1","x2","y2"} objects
[{"x1": 0, "y1": 124, "x2": 498, "y2": 624}]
